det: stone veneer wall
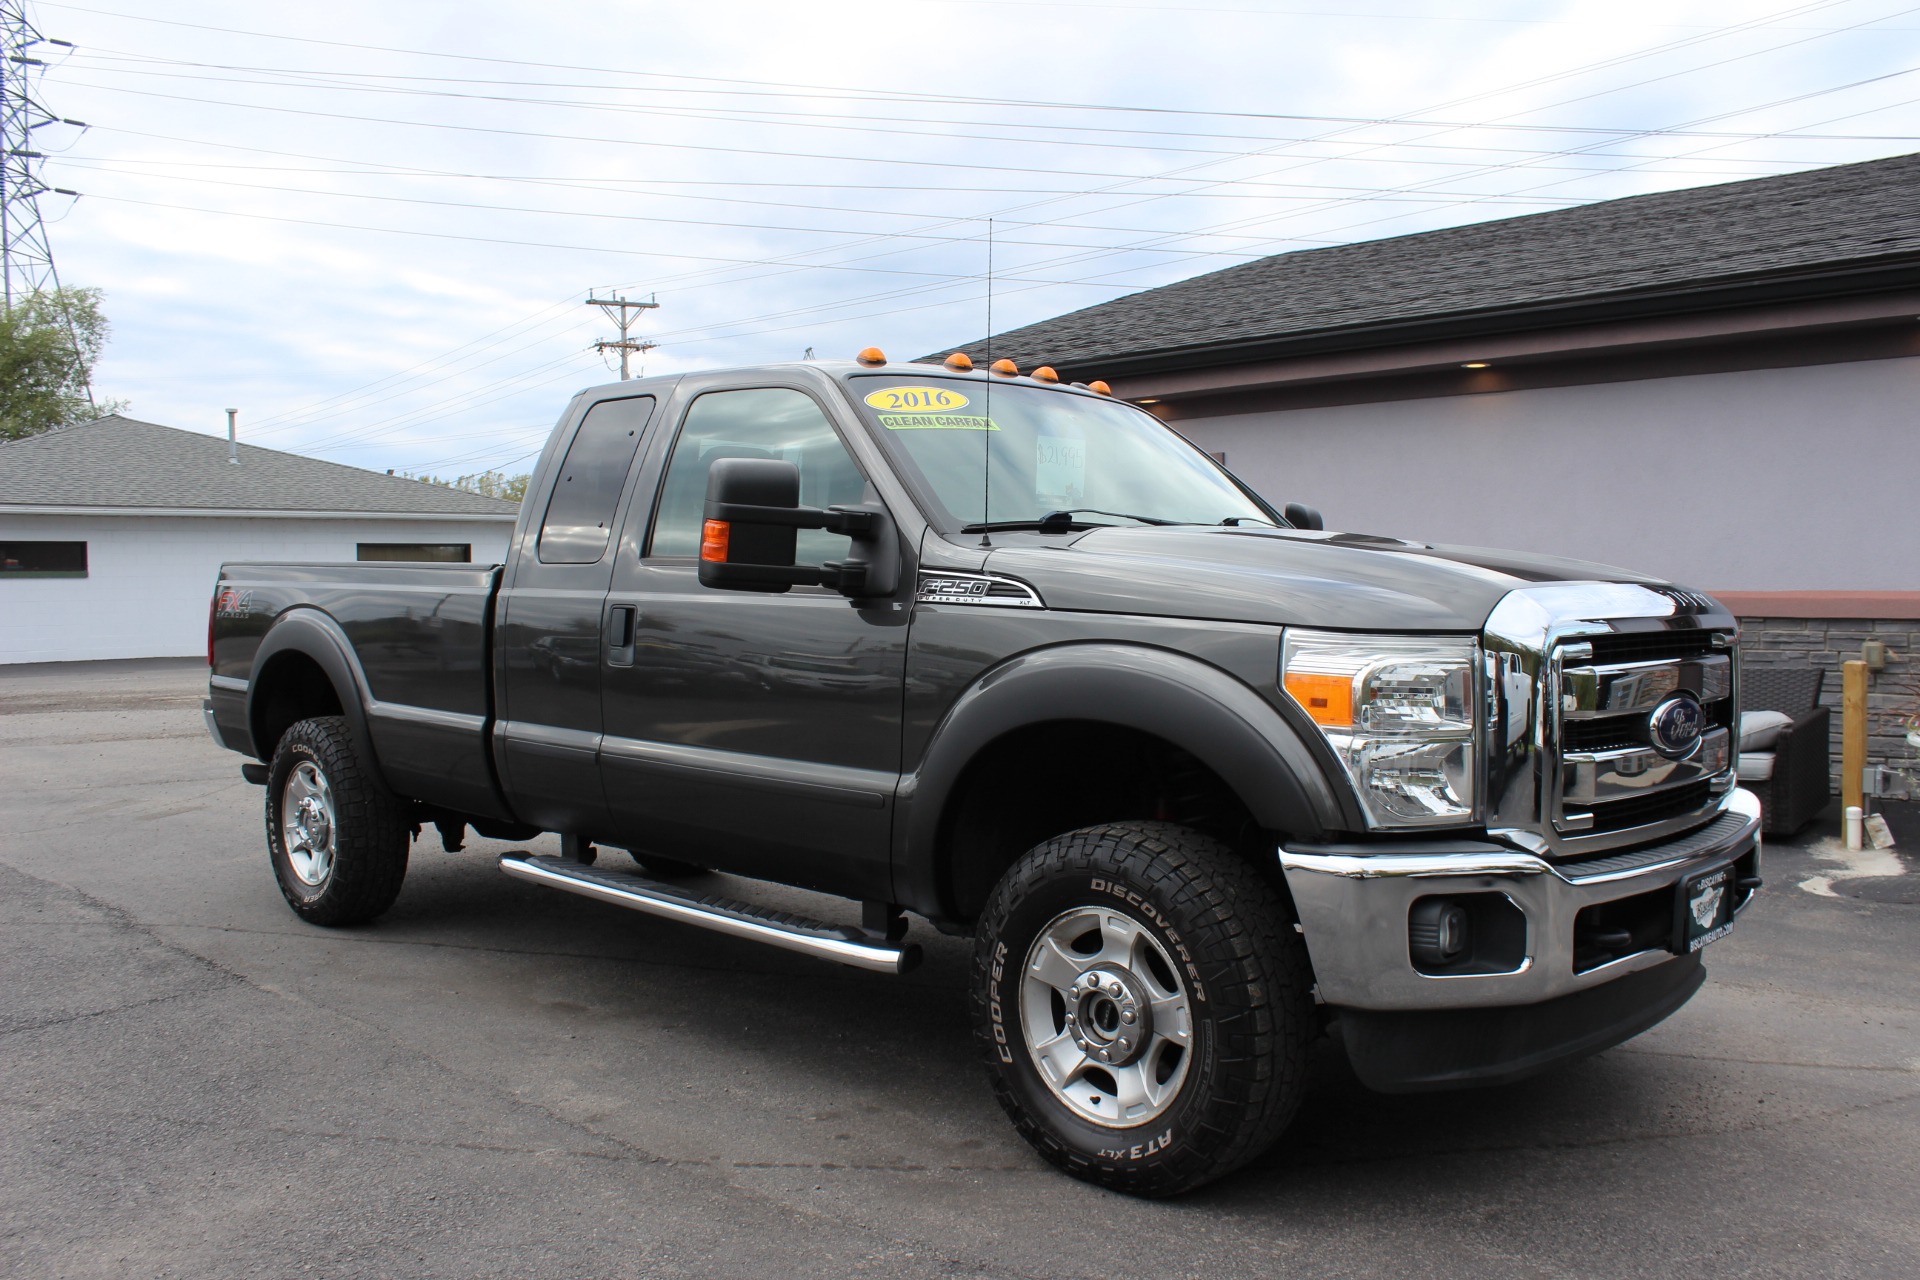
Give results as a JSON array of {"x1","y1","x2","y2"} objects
[{"x1": 1736, "y1": 616, "x2": 1920, "y2": 794}]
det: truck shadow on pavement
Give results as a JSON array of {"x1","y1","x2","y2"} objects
[{"x1": 355, "y1": 837, "x2": 1739, "y2": 1202}]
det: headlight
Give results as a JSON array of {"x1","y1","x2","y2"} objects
[{"x1": 1282, "y1": 630, "x2": 1478, "y2": 828}]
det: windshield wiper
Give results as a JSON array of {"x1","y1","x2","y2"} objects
[{"x1": 961, "y1": 508, "x2": 1181, "y2": 534}]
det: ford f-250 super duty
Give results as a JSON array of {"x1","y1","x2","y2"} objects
[{"x1": 204, "y1": 349, "x2": 1761, "y2": 1196}]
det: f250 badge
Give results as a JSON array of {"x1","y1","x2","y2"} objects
[{"x1": 215, "y1": 588, "x2": 255, "y2": 618}]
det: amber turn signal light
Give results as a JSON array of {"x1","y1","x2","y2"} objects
[
  {"x1": 1088, "y1": 380, "x2": 1112, "y2": 396},
  {"x1": 1282, "y1": 671, "x2": 1354, "y2": 728},
  {"x1": 699, "y1": 519, "x2": 731, "y2": 563},
  {"x1": 944, "y1": 352, "x2": 974, "y2": 371},
  {"x1": 856, "y1": 347, "x2": 887, "y2": 366},
  {"x1": 1032, "y1": 365, "x2": 1060, "y2": 383},
  {"x1": 989, "y1": 358, "x2": 1019, "y2": 376}
]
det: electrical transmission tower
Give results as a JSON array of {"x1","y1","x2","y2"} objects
[
  {"x1": 1, "y1": 0, "x2": 78, "y2": 311},
  {"x1": 587, "y1": 291, "x2": 659, "y2": 380}
]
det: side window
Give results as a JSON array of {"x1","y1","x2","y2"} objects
[
  {"x1": 537, "y1": 395, "x2": 655, "y2": 564},
  {"x1": 649, "y1": 388, "x2": 868, "y2": 567}
]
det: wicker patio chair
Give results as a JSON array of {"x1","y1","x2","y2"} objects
[{"x1": 1738, "y1": 667, "x2": 1830, "y2": 836}]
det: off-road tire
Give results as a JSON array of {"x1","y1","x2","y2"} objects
[
  {"x1": 971, "y1": 822, "x2": 1312, "y2": 1197},
  {"x1": 266, "y1": 716, "x2": 409, "y2": 926}
]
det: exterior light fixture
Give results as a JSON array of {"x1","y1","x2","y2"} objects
[
  {"x1": 1461, "y1": 362, "x2": 1490, "y2": 369},
  {"x1": 1136, "y1": 398, "x2": 1160, "y2": 404}
]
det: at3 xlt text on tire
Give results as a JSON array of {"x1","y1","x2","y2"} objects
[
  {"x1": 266, "y1": 716, "x2": 410, "y2": 927},
  {"x1": 971, "y1": 821, "x2": 1312, "y2": 1197}
]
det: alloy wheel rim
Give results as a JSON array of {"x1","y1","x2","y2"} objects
[
  {"x1": 1020, "y1": 905, "x2": 1193, "y2": 1128},
  {"x1": 280, "y1": 761, "x2": 337, "y2": 888}
]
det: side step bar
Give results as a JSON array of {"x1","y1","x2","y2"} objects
[{"x1": 498, "y1": 853, "x2": 920, "y2": 975}]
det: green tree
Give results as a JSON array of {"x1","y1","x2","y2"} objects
[
  {"x1": 0, "y1": 287, "x2": 124, "y2": 441},
  {"x1": 400, "y1": 468, "x2": 530, "y2": 502}
]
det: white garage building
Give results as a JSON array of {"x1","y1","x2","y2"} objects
[{"x1": 0, "y1": 415, "x2": 520, "y2": 664}]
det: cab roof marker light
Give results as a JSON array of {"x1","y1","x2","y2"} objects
[
  {"x1": 856, "y1": 347, "x2": 887, "y2": 366},
  {"x1": 944, "y1": 352, "x2": 974, "y2": 371},
  {"x1": 1032, "y1": 365, "x2": 1061, "y2": 383},
  {"x1": 990, "y1": 358, "x2": 1020, "y2": 376},
  {"x1": 1088, "y1": 380, "x2": 1113, "y2": 396}
]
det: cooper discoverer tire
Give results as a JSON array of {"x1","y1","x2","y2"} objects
[
  {"x1": 266, "y1": 716, "x2": 409, "y2": 926},
  {"x1": 971, "y1": 822, "x2": 1312, "y2": 1197}
]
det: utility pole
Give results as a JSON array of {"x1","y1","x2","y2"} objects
[
  {"x1": 3, "y1": 1, "x2": 92, "y2": 414},
  {"x1": 1, "y1": 1, "x2": 78, "y2": 311},
  {"x1": 586, "y1": 291, "x2": 659, "y2": 380}
]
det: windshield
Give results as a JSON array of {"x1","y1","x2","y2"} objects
[{"x1": 851, "y1": 376, "x2": 1273, "y2": 530}]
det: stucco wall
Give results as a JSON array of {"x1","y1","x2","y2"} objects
[
  {"x1": 1176, "y1": 355, "x2": 1920, "y2": 592},
  {"x1": 0, "y1": 514, "x2": 515, "y2": 664}
]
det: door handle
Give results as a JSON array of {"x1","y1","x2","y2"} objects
[{"x1": 607, "y1": 603, "x2": 637, "y2": 666}]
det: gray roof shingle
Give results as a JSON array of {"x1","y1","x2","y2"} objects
[
  {"x1": 0, "y1": 415, "x2": 521, "y2": 517},
  {"x1": 932, "y1": 151, "x2": 1920, "y2": 373}
]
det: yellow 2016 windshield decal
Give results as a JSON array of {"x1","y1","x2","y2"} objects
[{"x1": 864, "y1": 386, "x2": 970, "y2": 413}]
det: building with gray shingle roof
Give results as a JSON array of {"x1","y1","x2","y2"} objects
[
  {"x1": 924, "y1": 151, "x2": 1920, "y2": 788},
  {"x1": 2, "y1": 415, "x2": 520, "y2": 664},
  {"x1": 0, "y1": 415, "x2": 521, "y2": 517},
  {"x1": 933, "y1": 150, "x2": 1920, "y2": 380}
]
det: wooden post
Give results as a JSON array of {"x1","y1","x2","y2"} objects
[{"x1": 1842, "y1": 659, "x2": 1869, "y2": 815}]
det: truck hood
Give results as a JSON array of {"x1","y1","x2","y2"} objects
[{"x1": 980, "y1": 525, "x2": 1675, "y2": 633}]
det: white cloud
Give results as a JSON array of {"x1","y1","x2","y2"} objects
[{"x1": 22, "y1": 0, "x2": 1920, "y2": 475}]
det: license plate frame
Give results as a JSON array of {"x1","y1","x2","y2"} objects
[{"x1": 1675, "y1": 863, "x2": 1736, "y2": 954}]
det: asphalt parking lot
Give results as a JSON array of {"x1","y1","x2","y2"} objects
[{"x1": 2, "y1": 658, "x2": 1917, "y2": 1279}]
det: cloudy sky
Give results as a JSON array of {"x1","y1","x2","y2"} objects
[{"x1": 19, "y1": 0, "x2": 1920, "y2": 479}]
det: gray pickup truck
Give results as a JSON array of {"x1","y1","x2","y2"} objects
[{"x1": 205, "y1": 352, "x2": 1761, "y2": 1196}]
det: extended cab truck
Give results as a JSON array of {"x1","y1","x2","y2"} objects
[{"x1": 204, "y1": 353, "x2": 1762, "y2": 1196}]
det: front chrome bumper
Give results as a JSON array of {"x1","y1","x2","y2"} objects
[{"x1": 1280, "y1": 787, "x2": 1761, "y2": 1012}]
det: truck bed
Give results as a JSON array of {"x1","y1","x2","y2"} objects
[{"x1": 210, "y1": 560, "x2": 507, "y2": 820}]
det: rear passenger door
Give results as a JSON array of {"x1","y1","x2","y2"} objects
[
  {"x1": 495, "y1": 392, "x2": 656, "y2": 834},
  {"x1": 598, "y1": 380, "x2": 912, "y2": 900}
]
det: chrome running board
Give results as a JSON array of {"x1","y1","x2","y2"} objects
[{"x1": 498, "y1": 853, "x2": 920, "y2": 975}]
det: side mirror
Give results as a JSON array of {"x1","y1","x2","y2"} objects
[
  {"x1": 698, "y1": 457, "x2": 897, "y2": 598},
  {"x1": 1283, "y1": 501, "x2": 1324, "y2": 531}
]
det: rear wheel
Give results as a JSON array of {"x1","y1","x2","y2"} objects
[
  {"x1": 971, "y1": 822, "x2": 1312, "y2": 1197},
  {"x1": 266, "y1": 716, "x2": 409, "y2": 926}
]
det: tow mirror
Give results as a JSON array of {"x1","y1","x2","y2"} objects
[
  {"x1": 1283, "y1": 501, "x2": 1324, "y2": 531},
  {"x1": 699, "y1": 457, "x2": 897, "y2": 598}
]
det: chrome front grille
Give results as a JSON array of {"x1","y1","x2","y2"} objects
[{"x1": 1484, "y1": 583, "x2": 1739, "y2": 857}]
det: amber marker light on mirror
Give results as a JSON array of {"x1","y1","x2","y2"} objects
[
  {"x1": 944, "y1": 352, "x2": 974, "y2": 370},
  {"x1": 699, "y1": 520, "x2": 731, "y2": 563},
  {"x1": 1032, "y1": 365, "x2": 1060, "y2": 383},
  {"x1": 1282, "y1": 671, "x2": 1355, "y2": 728},
  {"x1": 990, "y1": 358, "x2": 1019, "y2": 376},
  {"x1": 856, "y1": 347, "x2": 887, "y2": 366}
]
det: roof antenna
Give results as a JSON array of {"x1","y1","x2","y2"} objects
[
  {"x1": 979, "y1": 218, "x2": 993, "y2": 548},
  {"x1": 226, "y1": 408, "x2": 238, "y2": 465}
]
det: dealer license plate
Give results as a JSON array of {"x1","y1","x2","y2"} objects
[{"x1": 1680, "y1": 865, "x2": 1736, "y2": 953}]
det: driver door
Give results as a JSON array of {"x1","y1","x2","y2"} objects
[{"x1": 599, "y1": 381, "x2": 913, "y2": 900}]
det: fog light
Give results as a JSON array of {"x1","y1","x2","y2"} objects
[{"x1": 1409, "y1": 898, "x2": 1471, "y2": 966}]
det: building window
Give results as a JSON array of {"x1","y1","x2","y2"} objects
[
  {"x1": 0, "y1": 540, "x2": 87, "y2": 578},
  {"x1": 356, "y1": 543, "x2": 472, "y2": 563}
]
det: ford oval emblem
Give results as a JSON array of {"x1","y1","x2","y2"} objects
[{"x1": 1648, "y1": 694, "x2": 1705, "y2": 759}]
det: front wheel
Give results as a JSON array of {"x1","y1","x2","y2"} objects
[
  {"x1": 972, "y1": 822, "x2": 1313, "y2": 1197},
  {"x1": 266, "y1": 716, "x2": 409, "y2": 926}
]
